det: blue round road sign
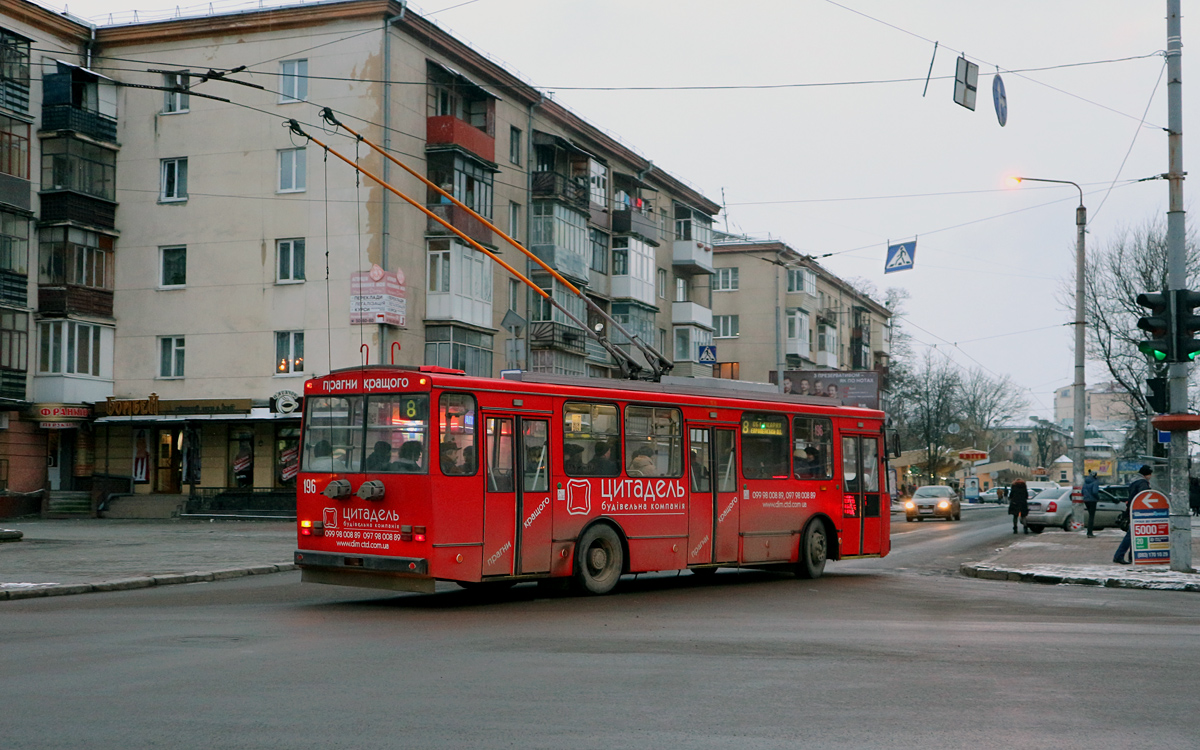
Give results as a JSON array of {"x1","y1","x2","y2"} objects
[{"x1": 993, "y1": 74, "x2": 1007, "y2": 127}]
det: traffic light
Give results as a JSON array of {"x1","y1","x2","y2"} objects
[
  {"x1": 1146, "y1": 376, "x2": 1168, "y2": 413},
  {"x1": 1174, "y1": 289, "x2": 1200, "y2": 361},
  {"x1": 1136, "y1": 291, "x2": 1173, "y2": 362}
]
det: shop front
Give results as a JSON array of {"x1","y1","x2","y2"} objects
[{"x1": 92, "y1": 394, "x2": 301, "y2": 518}]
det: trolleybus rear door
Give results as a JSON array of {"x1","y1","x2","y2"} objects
[
  {"x1": 712, "y1": 428, "x2": 740, "y2": 563},
  {"x1": 482, "y1": 416, "x2": 553, "y2": 576},
  {"x1": 687, "y1": 427, "x2": 715, "y2": 565},
  {"x1": 840, "y1": 435, "x2": 883, "y2": 556}
]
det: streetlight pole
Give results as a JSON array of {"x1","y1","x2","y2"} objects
[{"x1": 1014, "y1": 176, "x2": 1087, "y2": 531}]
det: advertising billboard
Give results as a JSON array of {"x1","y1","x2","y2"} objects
[{"x1": 770, "y1": 370, "x2": 882, "y2": 409}]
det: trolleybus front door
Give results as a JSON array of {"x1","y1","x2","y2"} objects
[
  {"x1": 482, "y1": 415, "x2": 552, "y2": 577},
  {"x1": 688, "y1": 425, "x2": 739, "y2": 566},
  {"x1": 840, "y1": 434, "x2": 883, "y2": 557}
]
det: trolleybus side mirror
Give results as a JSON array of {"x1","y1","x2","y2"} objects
[{"x1": 885, "y1": 429, "x2": 902, "y2": 459}]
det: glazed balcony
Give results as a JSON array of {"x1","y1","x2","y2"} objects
[
  {"x1": 426, "y1": 203, "x2": 492, "y2": 246},
  {"x1": 532, "y1": 172, "x2": 589, "y2": 210},
  {"x1": 612, "y1": 206, "x2": 658, "y2": 244},
  {"x1": 426, "y1": 115, "x2": 495, "y2": 163}
]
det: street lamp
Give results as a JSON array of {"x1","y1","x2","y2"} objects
[{"x1": 1013, "y1": 176, "x2": 1087, "y2": 530}]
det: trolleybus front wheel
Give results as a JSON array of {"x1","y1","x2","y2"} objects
[
  {"x1": 574, "y1": 524, "x2": 624, "y2": 595},
  {"x1": 795, "y1": 520, "x2": 828, "y2": 580}
]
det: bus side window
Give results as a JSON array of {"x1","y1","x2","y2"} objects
[
  {"x1": 523, "y1": 420, "x2": 549, "y2": 492},
  {"x1": 793, "y1": 416, "x2": 833, "y2": 480},
  {"x1": 624, "y1": 405, "x2": 682, "y2": 477},
  {"x1": 714, "y1": 430, "x2": 737, "y2": 492},
  {"x1": 689, "y1": 427, "x2": 710, "y2": 492},
  {"x1": 563, "y1": 402, "x2": 620, "y2": 477},
  {"x1": 438, "y1": 393, "x2": 477, "y2": 476}
]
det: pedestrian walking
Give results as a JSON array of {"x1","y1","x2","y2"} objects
[
  {"x1": 1113, "y1": 465, "x2": 1152, "y2": 565},
  {"x1": 1008, "y1": 478, "x2": 1030, "y2": 534},
  {"x1": 1190, "y1": 476, "x2": 1200, "y2": 518},
  {"x1": 1082, "y1": 471, "x2": 1101, "y2": 538}
]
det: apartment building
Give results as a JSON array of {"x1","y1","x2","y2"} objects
[
  {"x1": 0, "y1": 0, "x2": 720, "y2": 514},
  {"x1": 709, "y1": 236, "x2": 891, "y2": 404},
  {"x1": 1053, "y1": 382, "x2": 1137, "y2": 424}
]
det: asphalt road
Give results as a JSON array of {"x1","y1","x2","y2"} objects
[{"x1": 5, "y1": 507, "x2": 1199, "y2": 750}]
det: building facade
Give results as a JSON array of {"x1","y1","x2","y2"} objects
[
  {"x1": 1053, "y1": 382, "x2": 1137, "y2": 424},
  {"x1": 0, "y1": 0, "x2": 722, "y2": 515},
  {"x1": 708, "y1": 236, "x2": 891, "y2": 399}
]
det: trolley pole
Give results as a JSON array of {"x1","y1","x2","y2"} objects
[{"x1": 1164, "y1": 0, "x2": 1193, "y2": 572}]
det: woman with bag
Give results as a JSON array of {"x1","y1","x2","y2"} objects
[{"x1": 1008, "y1": 478, "x2": 1030, "y2": 534}]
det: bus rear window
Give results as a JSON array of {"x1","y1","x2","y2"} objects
[
  {"x1": 364, "y1": 394, "x2": 429, "y2": 473},
  {"x1": 741, "y1": 412, "x2": 789, "y2": 479},
  {"x1": 303, "y1": 396, "x2": 364, "y2": 472}
]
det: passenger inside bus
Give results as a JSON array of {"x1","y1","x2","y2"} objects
[
  {"x1": 365, "y1": 441, "x2": 394, "y2": 471},
  {"x1": 587, "y1": 441, "x2": 619, "y2": 475},
  {"x1": 524, "y1": 446, "x2": 548, "y2": 490},
  {"x1": 689, "y1": 448, "x2": 710, "y2": 492},
  {"x1": 308, "y1": 440, "x2": 348, "y2": 472},
  {"x1": 396, "y1": 440, "x2": 424, "y2": 472},
  {"x1": 795, "y1": 446, "x2": 822, "y2": 479},
  {"x1": 460, "y1": 445, "x2": 477, "y2": 475},
  {"x1": 563, "y1": 443, "x2": 586, "y2": 474},
  {"x1": 440, "y1": 440, "x2": 462, "y2": 475},
  {"x1": 629, "y1": 445, "x2": 657, "y2": 476}
]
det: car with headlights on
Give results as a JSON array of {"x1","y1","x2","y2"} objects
[
  {"x1": 1024, "y1": 486, "x2": 1073, "y2": 532},
  {"x1": 904, "y1": 485, "x2": 960, "y2": 522}
]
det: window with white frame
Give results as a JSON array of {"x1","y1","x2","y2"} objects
[
  {"x1": 509, "y1": 201, "x2": 520, "y2": 240},
  {"x1": 162, "y1": 71, "x2": 189, "y2": 113},
  {"x1": 159, "y1": 336, "x2": 184, "y2": 378},
  {"x1": 38, "y1": 320, "x2": 108, "y2": 377},
  {"x1": 657, "y1": 268, "x2": 667, "y2": 299},
  {"x1": 714, "y1": 314, "x2": 739, "y2": 338},
  {"x1": 714, "y1": 267, "x2": 739, "y2": 291},
  {"x1": 674, "y1": 275, "x2": 689, "y2": 303},
  {"x1": 275, "y1": 331, "x2": 304, "y2": 374},
  {"x1": 278, "y1": 148, "x2": 306, "y2": 192},
  {"x1": 589, "y1": 160, "x2": 608, "y2": 207},
  {"x1": 428, "y1": 242, "x2": 451, "y2": 293},
  {"x1": 279, "y1": 59, "x2": 308, "y2": 102},
  {"x1": 277, "y1": 238, "x2": 305, "y2": 283},
  {"x1": 611, "y1": 235, "x2": 655, "y2": 306},
  {"x1": 673, "y1": 325, "x2": 712, "y2": 363},
  {"x1": 818, "y1": 324, "x2": 837, "y2": 353},
  {"x1": 787, "y1": 267, "x2": 817, "y2": 295},
  {"x1": 160, "y1": 246, "x2": 186, "y2": 288},
  {"x1": 428, "y1": 152, "x2": 493, "y2": 218},
  {"x1": 508, "y1": 278, "x2": 519, "y2": 312},
  {"x1": 160, "y1": 157, "x2": 187, "y2": 201}
]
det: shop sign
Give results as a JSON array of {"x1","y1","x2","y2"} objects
[
  {"x1": 104, "y1": 394, "x2": 160, "y2": 417},
  {"x1": 351, "y1": 265, "x2": 407, "y2": 327},
  {"x1": 32, "y1": 403, "x2": 91, "y2": 421},
  {"x1": 99, "y1": 395, "x2": 253, "y2": 417},
  {"x1": 40, "y1": 421, "x2": 80, "y2": 429},
  {"x1": 272, "y1": 390, "x2": 301, "y2": 414},
  {"x1": 1131, "y1": 489, "x2": 1170, "y2": 565}
]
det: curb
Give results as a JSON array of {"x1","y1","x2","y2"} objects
[
  {"x1": 0, "y1": 563, "x2": 298, "y2": 601},
  {"x1": 960, "y1": 562, "x2": 1200, "y2": 592}
]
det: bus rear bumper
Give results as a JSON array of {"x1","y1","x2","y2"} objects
[{"x1": 294, "y1": 550, "x2": 434, "y2": 594}]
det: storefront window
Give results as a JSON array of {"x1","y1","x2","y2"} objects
[
  {"x1": 228, "y1": 426, "x2": 255, "y2": 488},
  {"x1": 275, "y1": 425, "x2": 300, "y2": 488}
]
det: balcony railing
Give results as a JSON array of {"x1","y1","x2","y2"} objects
[
  {"x1": 37, "y1": 285, "x2": 114, "y2": 318},
  {"x1": 529, "y1": 244, "x2": 589, "y2": 287},
  {"x1": 426, "y1": 115, "x2": 495, "y2": 162},
  {"x1": 426, "y1": 203, "x2": 492, "y2": 246},
  {"x1": 0, "y1": 369, "x2": 25, "y2": 401},
  {"x1": 672, "y1": 238, "x2": 714, "y2": 274},
  {"x1": 41, "y1": 105, "x2": 118, "y2": 144},
  {"x1": 532, "y1": 172, "x2": 589, "y2": 210},
  {"x1": 529, "y1": 320, "x2": 587, "y2": 355},
  {"x1": 671, "y1": 300, "x2": 712, "y2": 329},
  {"x1": 612, "y1": 206, "x2": 658, "y2": 243},
  {"x1": 39, "y1": 191, "x2": 116, "y2": 229},
  {"x1": 0, "y1": 270, "x2": 27, "y2": 308}
]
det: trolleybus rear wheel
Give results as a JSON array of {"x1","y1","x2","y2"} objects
[
  {"x1": 796, "y1": 520, "x2": 828, "y2": 580},
  {"x1": 575, "y1": 524, "x2": 623, "y2": 595}
]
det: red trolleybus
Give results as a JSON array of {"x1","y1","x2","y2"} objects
[{"x1": 294, "y1": 366, "x2": 893, "y2": 595}]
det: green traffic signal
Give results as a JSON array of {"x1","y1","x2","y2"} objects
[
  {"x1": 1139, "y1": 340, "x2": 1169, "y2": 361},
  {"x1": 1136, "y1": 291, "x2": 1173, "y2": 361},
  {"x1": 1174, "y1": 289, "x2": 1200, "y2": 363}
]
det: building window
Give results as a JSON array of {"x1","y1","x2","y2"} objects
[
  {"x1": 675, "y1": 275, "x2": 689, "y2": 303},
  {"x1": 611, "y1": 235, "x2": 655, "y2": 306},
  {"x1": 42, "y1": 137, "x2": 115, "y2": 200},
  {"x1": 509, "y1": 201, "x2": 520, "y2": 241},
  {"x1": 37, "y1": 320, "x2": 106, "y2": 377},
  {"x1": 424, "y1": 325, "x2": 494, "y2": 377},
  {"x1": 279, "y1": 59, "x2": 308, "y2": 102},
  {"x1": 277, "y1": 238, "x2": 305, "y2": 283},
  {"x1": 509, "y1": 126, "x2": 521, "y2": 165},
  {"x1": 590, "y1": 228, "x2": 608, "y2": 275},
  {"x1": 659, "y1": 328, "x2": 668, "y2": 356},
  {"x1": 38, "y1": 227, "x2": 113, "y2": 290},
  {"x1": 0, "y1": 209, "x2": 28, "y2": 276},
  {"x1": 427, "y1": 152, "x2": 493, "y2": 218},
  {"x1": 675, "y1": 203, "x2": 713, "y2": 246},
  {"x1": 278, "y1": 148, "x2": 306, "y2": 192},
  {"x1": 788, "y1": 267, "x2": 816, "y2": 295},
  {"x1": 0, "y1": 309, "x2": 28, "y2": 372},
  {"x1": 714, "y1": 314, "x2": 739, "y2": 338},
  {"x1": 159, "y1": 336, "x2": 185, "y2": 378},
  {"x1": 589, "y1": 160, "x2": 608, "y2": 207},
  {"x1": 160, "y1": 157, "x2": 188, "y2": 201},
  {"x1": 714, "y1": 267, "x2": 739, "y2": 291},
  {"x1": 673, "y1": 325, "x2": 712, "y2": 363},
  {"x1": 0, "y1": 30, "x2": 31, "y2": 114},
  {"x1": 508, "y1": 278, "x2": 520, "y2": 312},
  {"x1": 160, "y1": 246, "x2": 186, "y2": 288},
  {"x1": 275, "y1": 331, "x2": 304, "y2": 374},
  {"x1": 713, "y1": 362, "x2": 739, "y2": 379},
  {"x1": 428, "y1": 243, "x2": 451, "y2": 293},
  {"x1": 0, "y1": 113, "x2": 29, "y2": 179},
  {"x1": 162, "y1": 71, "x2": 189, "y2": 113},
  {"x1": 657, "y1": 268, "x2": 667, "y2": 299}
]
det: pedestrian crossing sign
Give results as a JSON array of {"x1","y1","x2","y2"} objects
[
  {"x1": 884, "y1": 241, "x2": 916, "y2": 274},
  {"x1": 698, "y1": 345, "x2": 717, "y2": 364}
]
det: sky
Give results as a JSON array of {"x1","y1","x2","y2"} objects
[{"x1": 36, "y1": 0, "x2": 1199, "y2": 422}]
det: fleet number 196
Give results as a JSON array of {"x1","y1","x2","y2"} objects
[{"x1": 302, "y1": 479, "x2": 318, "y2": 494}]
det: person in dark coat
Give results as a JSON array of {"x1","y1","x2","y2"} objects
[
  {"x1": 1082, "y1": 471, "x2": 1101, "y2": 538},
  {"x1": 1189, "y1": 476, "x2": 1200, "y2": 517},
  {"x1": 1008, "y1": 478, "x2": 1030, "y2": 534},
  {"x1": 1114, "y1": 465, "x2": 1153, "y2": 564}
]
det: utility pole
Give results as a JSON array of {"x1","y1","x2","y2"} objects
[
  {"x1": 775, "y1": 253, "x2": 785, "y2": 393},
  {"x1": 1164, "y1": 0, "x2": 1193, "y2": 572}
]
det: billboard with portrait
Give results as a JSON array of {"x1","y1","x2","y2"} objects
[{"x1": 770, "y1": 370, "x2": 882, "y2": 410}]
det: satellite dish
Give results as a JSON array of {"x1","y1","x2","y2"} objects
[{"x1": 947, "y1": 423, "x2": 961, "y2": 434}]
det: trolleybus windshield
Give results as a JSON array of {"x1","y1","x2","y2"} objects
[{"x1": 302, "y1": 393, "x2": 430, "y2": 473}]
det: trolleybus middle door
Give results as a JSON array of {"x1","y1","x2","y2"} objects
[
  {"x1": 482, "y1": 416, "x2": 553, "y2": 576},
  {"x1": 840, "y1": 434, "x2": 883, "y2": 557}
]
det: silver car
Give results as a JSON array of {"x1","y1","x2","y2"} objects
[
  {"x1": 1025, "y1": 487, "x2": 1074, "y2": 532},
  {"x1": 904, "y1": 486, "x2": 961, "y2": 522}
]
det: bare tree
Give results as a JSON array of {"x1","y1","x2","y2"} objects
[
  {"x1": 959, "y1": 368, "x2": 1029, "y2": 447},
  {"x1": 901, "y1": 350, "x2": 962, "y2": 481},
  {"x1": 1070, "y1": 218, "x2": 1200, "y2": 415}
]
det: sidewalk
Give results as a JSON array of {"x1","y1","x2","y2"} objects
[
  {"x1": 961, "y1": 526, "x2": 1200, "y2": 592},
  {"x1": 0, "y1": 519, "x2": 296, "y2": 601}
]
